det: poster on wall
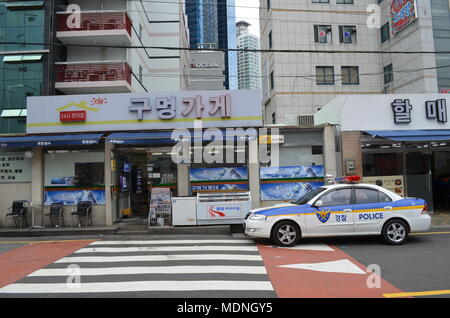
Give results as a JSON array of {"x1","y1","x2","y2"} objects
[
  {"x1": 190, "y1": 167, "x2": 249, "y2": 193},
  {"x1": 260, "y1": 166, "x2": 325, "y2": 201},
  {"x1": 44, "y1": 189, "x2": 106, "y2": 205},
  {"x1": 0, "y1": 153, "x2": 32, "y2": 183},
  {"x1": 362, "y1": 175, "x2": 405, "y2": 197}
]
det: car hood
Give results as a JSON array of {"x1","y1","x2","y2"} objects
[{"x1": 251, "y1": 203, "x2": 306, "y2": 216}]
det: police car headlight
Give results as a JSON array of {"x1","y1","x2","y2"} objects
[{"x1": 249, "y1": 214, "x2": 267, "y2": 221}]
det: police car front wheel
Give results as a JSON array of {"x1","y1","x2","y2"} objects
[
  {"x1": 272, "y1": 221, "x2": 300, "y2": 247},
  {"x1": 382, "y1": 219, "x2": 409, "y2": 245}
]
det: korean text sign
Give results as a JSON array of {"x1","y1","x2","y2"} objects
[{"x1": 26, "y1": 90, "x2": 263, "y2": 134}]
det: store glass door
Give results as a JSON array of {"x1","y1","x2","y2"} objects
[{"x1": 405, "y1": 152, "x2": 434, "y2": 211}]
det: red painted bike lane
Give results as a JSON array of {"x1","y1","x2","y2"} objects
[
  {"x1": 0, "y1": 240, "x2": 95, "y2": 289},
  {"x1": 258, "y1": 243, "x2": 405, "y2": 298}
]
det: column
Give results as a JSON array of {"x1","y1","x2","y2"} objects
[
  {"x1": 248, "y1": 138, "x2": 260, "y2": 209},
  {"x1": 323, "y1": 125, "x2": 337, "y2": 178},
  {"x1": 31, "y1": 147, "x2": 44, "y2": 226},
  {"x1": 104, "y1": 142, "x2": 114, "y2": 226},
  {"x1": 177, "y1": 163, "x2": 190, "y2": 197}
]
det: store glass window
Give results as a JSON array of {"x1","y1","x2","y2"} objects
[
  {"x1": 363, "y1": 152, "x2": 404, "y2": 177},
  {"x1": 44, "y1": 150, "x2": 105, "y2": 205}
]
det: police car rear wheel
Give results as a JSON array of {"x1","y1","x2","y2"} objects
[
  {"x1": 272, "y1": 221, "x2": 300, "y2": 247},
  {"x1": 382, "y1": 220, "x2": 408, "y2": 245}
]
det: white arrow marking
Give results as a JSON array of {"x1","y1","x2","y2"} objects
[{"x1": 278, "y1": 259, "x2": 366, "y2": 275}]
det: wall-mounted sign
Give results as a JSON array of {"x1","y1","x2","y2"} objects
[
  {"x1": 392, "y1": 98, "x2": 448, "y2": 124},
  {"x1": 362, "y1": 175, "x2": 404, "y2": 197},
  {"x1": 315, "y1": 94, "x2": 450, "y2": 131},
  {"x1": 27, "y1": 90, "x2": 262, "y2": 134},
  {"x1": 60, "y1": 110, "x2": 86, "y2": 122},
  {"x1": 190, "y1": 63, "x2": 221, "y2": 68},
  {"x1": 259, "y1": 135, "x2": 284, "y2": 144},
  {"x1": 391, "y1": 0, "x2": 418, "y2": 34}
]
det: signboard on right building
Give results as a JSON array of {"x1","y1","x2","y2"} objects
[{"x1": 391, "y1": 0, "x2": 418, "y2": 34}]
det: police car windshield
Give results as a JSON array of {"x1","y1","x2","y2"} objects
[{"x1": 293, "y1": 187, "x2": 327, "y2": 205}]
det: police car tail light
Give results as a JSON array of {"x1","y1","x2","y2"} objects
[{"x1": 421, "y1": 205, "x2": 429, "y2": 214}]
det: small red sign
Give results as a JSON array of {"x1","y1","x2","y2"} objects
[{"x1": 60, "y1": 111, "x2": 86, "y2": 122}]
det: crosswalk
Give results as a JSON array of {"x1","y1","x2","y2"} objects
[{"x1": 0, "y1": 237, "x2": 276, "y2": 298}]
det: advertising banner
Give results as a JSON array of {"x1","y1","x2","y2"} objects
[
  {"x1": 362, "y1": 175, "x2": 405, "y2": 196},
  {"x1": 260, "y1": 166, "x2": 325, "y2": 201},
  {"x1": 27, "y1": 90, "x2": 262, "y2": 134},
  {"x1": 391, "y1": 0, "x2": 418, "y2": 34},
  {"x1": 44, "y1": 188, "x2": 106, "y2": 205},
  {"x1": 190, "y1": 167, "x2": 249, "y2": 193}
]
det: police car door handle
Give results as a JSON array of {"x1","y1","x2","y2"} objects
[
  {"x1": 384, "y1": 206, "x2": 393, "y2": 210},
  {"x1": 343, "y1": 209, "x2": 352, "y2": 213}
]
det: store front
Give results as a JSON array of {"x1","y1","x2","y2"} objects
[
  {"x1": 315, "y1": 94, "x2": 450, "y2": 212},
  {"x1": 16, "y1": 90, "x2": 263, "y2": 227}
]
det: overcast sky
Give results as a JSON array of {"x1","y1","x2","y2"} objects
[{"x1": 234, "y1": 0, "x2": 260, "y2": 36}]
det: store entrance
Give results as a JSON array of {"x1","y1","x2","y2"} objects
[
  {"x1": 406, "y1": 150, "x2": 450, "y2": 212},
  {"x1": 115, "y1": 147, "x2": 177, "y2": 220},
  {"x1": 432, "y1": 151, "x2": 450, "y2": 211}
]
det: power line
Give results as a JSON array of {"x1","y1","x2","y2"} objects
[
  {"x1": 4, "y1": 63, "x2": 445, "y2": 81},
  {"x1": 1, "y1": 41, "x2": 450, "y2": 55}
]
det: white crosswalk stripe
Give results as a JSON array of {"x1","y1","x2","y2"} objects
[{"x1": 0, "y1": 238, "x2": 275, "y2": 297}]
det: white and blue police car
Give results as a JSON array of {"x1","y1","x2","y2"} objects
[{"x1": 244, "y1": 176, "x2": 431, "y2": 246}]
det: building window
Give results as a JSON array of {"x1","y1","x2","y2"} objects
[
  {"x1": 270, "y1": 71, "x2": 274, "y2": 90},
  {"x1": 268, "y1": 31, "x2": 272, "y2": 49},
  {"x1": 381, "y1": 22, "x2": 390, "y2": 43},
  {"x1": 339, "y1": 25, "x2": 357, "y2": 44},
  {"x1": 267, "y1": 0, "x2": 271, "y2": 10},
  {"x1": 337, "y1": 0, "x2": 354, "y2": 3},
  {"x1": 316, "y1": 66, "x2": 335, "y2": 85},
  {"x1": 314, "y1": 25, "x2": 332, "y2": 44},
  {"x1": 271, "y1": 112, "x2": 276, "y2": 124},
  {"x1": 311, "y1": 145, "x2": 323, "y2": 155},
  {"x1": 312, "y1": 0, "x2": 330, "y2": 3},
  {"x1": 139, "y1": 65, "x2": 143, "y2": 83},
  {"x1": 341, "y1": 66, "x2": 360, "y2": 85},
  {"x1": 384, "y1": 64, "x2": 394, "y2": 84}
]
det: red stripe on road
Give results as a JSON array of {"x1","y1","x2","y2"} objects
[
  {"x1": 258, "y1": 244, "x2": 404, "y2": 298},
  {"x1": 0, "y1": 240, "x2": 94, "y2": 288}
]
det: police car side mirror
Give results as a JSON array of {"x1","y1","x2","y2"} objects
[{"x1": 314, "y1": 200, "x2": 324, "y2": 208}]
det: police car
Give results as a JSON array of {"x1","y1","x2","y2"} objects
[{"x1": 244, "y1": 176, "x2": 431, "y2": 246}]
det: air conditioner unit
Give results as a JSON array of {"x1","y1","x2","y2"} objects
[{"x1": 298, "y1": 114, "x2": 315, "y2": 127}]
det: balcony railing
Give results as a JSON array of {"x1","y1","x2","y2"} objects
[
  {"x1": 55, "y1": 62, "x2": 132, "y2": 85},
  {"x1": 57, "y1": 12, "x2": 132, "y2": 36}
]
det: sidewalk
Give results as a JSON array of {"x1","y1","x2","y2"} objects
[
  {"x1": 431, "y1": 212, "x2": 450, "y2": 227},
  {"x1": 0, "y1": 214, "x2": 447, "y2": 237}
]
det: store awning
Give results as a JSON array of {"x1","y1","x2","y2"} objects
[
  {"x1": 0, "y1": 134, "x2": 104, "y2": 148},
  {"x1": 106, "y1": 129, "x2": 258, "y2": 145},
  {"x1": 365, "y1": 130, "x2": 450, "y2": 142}
]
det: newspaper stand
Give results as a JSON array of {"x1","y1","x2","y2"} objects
[
  {"x1": 148, "y1": 187, "x2": 172, "y2": 227},
  {"x1": 196, "y1": 191, "x2": 252, "y2": 225}
]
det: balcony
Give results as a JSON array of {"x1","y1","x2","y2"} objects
[
  {"x1": 55, "y1": 62, "x2": 133, "y2": 94},
  {"x1": 56, "y1": 11, "x2": 132, "y2": 46}
]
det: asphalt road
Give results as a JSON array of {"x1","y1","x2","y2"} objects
[
  {"x1": 305, "y1": 228, "x2": 450, "y2": 298},
  {"x1": 0, "y1": 230, "x2": 449, "y2": 299}
]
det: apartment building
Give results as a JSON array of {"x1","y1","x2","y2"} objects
[
  {"x1": 260, "y1": 0, "x2": 445, "y2": 125},
  {"x1": 236, "y1": 20, "x2": 261, "y2": 90},
  {"x1": 0, "y1": 0, "x2": 190, "y2": 136},
  {"x1": 54, "y1": 0, "x2": 190, "y2": 95}
]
